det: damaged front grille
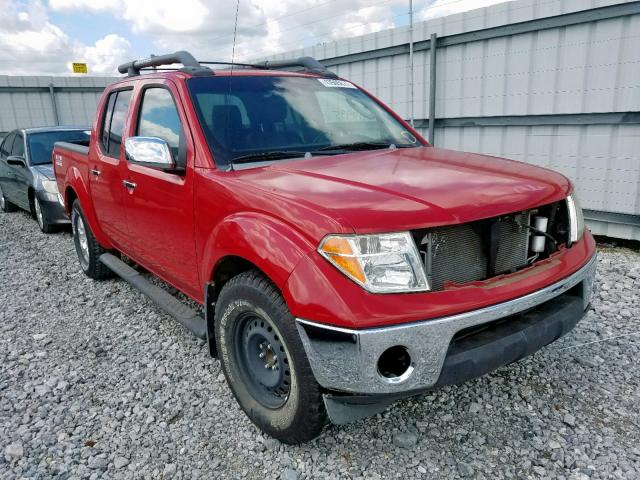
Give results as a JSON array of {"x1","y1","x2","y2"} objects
[{"x1": 414, "y1": 201, "x2": 568, "y2": 291}]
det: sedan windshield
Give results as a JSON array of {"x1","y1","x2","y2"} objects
[
  {"x1": 28, "y1": 130, "x2": 90, "y2": 165},
  {"x1": 187, "y1": 75, "x2": 422, "y2": 168}
]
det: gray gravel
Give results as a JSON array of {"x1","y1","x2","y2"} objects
[{"x1": 1, "y1": 209, "x2": 639, "y2": 479}]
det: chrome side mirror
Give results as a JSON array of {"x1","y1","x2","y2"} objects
[{"x1": 124, "y1": 137, "x2": 176, "y2": 170}]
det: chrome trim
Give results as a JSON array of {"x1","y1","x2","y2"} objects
[{"x1": 296, "y1": 253, "x2": 597, "y2": 395}]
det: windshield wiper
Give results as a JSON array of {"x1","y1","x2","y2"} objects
[
  {"x1": 316, "y1": 141, "x2": 415, "y2": 152},
  {"x1": 231, "y1": 150, "x2": 309, "y2": 164}
]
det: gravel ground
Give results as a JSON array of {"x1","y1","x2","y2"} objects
[{"x1": 1, "y1": 209, "x2": 639, "y2": 480}]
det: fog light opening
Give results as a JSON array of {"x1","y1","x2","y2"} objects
[{"x1": 377, "y1": 346, "x2": 414, "y2": 383}]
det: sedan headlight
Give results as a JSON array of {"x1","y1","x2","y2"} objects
[
  {"x1": 318, "y1": 232, "x2": 429, "y2": 293},
  {"x1": 567, "y1": 193, "x2": 585, "y2": 243},
  {"x1": 42, "y1": 180, "x2": 59, "y2": 195}
]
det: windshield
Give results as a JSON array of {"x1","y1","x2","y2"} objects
[
  {"x1": 28, "y1": 130, "x2": 90, "y2": 165},
  {"x1": 187, "y1": 76, "x2": 422, "y2": 168}
]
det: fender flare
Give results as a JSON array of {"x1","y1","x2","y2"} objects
[
  {"x1": 201, "y1": 212, "x2": 316, "y2": 356},
  {"x1": 202, "y1": 212, "x2": 315, "y2": 291},
  {"x1": 63, "y1": 167, "x2": 113, "y2": 249}
]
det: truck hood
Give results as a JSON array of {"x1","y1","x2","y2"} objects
[{"x1": 237, "y1": 146, "x2": 571, "y2": 234}]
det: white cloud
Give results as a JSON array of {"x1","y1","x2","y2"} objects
[
  {"x1": 418, "y1": 0, "x2": 515, "y2": 21},
  {"x1": 0, "y1": 0, "x2": 131, "y2": 75},
  {"x1": 2, "y1": 0, "x2": 514, "y2": 75},
  {"x1": 76, "y1": 34, "x2": 133, "y2": 75}
]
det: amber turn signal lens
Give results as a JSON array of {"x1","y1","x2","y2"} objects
[{"x1": 318, "y1": 237, "x2": 366, "y2": 284}]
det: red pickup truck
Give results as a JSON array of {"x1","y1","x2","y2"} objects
[{"x1": 53, "y1": 51, "x2": 596, "y2": 443}]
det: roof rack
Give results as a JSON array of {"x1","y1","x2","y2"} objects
[
  {"x1": 251, "y1": 57, "x2": 338, "y2": 78},
  {"x1": 118, "y1": 51, "x2": 212, "y2": 77},
  {"x1": 118, "y1": 51, "x2": 337, "y2": 78}
]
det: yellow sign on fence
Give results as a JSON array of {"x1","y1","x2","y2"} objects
[{"x1": 72, "y1": 63, "x2": 88, "y2": 74}]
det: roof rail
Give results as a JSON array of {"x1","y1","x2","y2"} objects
[
  {"x1": 118, "y1": 51, "x2": 337, "y2": 78},
  {"x1": 252, "y1": 57, "x2": 338, "y2": 78},
  {"x1": 118, "y1": 51, "x2": 212, "y2": 77}
]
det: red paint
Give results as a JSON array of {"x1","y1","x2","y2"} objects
[{"x1": 53, "y1": 69, "x2": 595, "y2": 328}]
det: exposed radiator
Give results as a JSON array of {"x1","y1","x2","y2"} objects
[{"x1": 419, "y1": 212, "x2": 531, "y2": 291}]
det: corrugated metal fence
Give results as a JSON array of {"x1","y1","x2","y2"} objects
[
  {"x1": 265, "y1": 0, "x2": 640, "y2": 240},
  {"x1": 0, "y1": 0, "x2": 638, "y2": 239},
  {"x1": 0, "y1": 76, "x2": 115, "y2": 136}
]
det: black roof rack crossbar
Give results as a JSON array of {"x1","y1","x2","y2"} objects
[
  {"x1": 118, "y1": 51, "x2": 212, "y2": 77},
  {"x1": 252, "y1": 57, "x2": 338, "y2": 78},
  {"x1": 118, "y1": 51, "x2": 336, "y2": 78}
]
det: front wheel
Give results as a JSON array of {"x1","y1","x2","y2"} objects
[
  {"x1": 215, "y1": 271, "x2": 327, "y2": 444},
  {"x1": 33, "y1": 197, "x2": 55, "y2": 233},
  {"x1": 71, "y1": 200, "x2": 112, "y2": 279}
]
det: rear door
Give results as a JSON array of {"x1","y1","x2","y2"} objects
[
  {"x1": 90, "y1": 88, "x2": 133, "y2": 247},
  {"x1": 122, "y1": 80, "x2": 200, "y2": 298}
]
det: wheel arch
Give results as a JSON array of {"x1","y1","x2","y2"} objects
[
  {"x1": 202, "y1": 213, "x2": 316, "y2": 357},
  {"x1": 63, "y1": 175, "x2": 112, "y2": 249}
]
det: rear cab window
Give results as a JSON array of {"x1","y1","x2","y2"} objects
[{"x1": 99, "y1": 89, "x2": 132, "y2": 158}]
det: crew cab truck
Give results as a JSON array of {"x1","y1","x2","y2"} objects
[{"x1": 53, "y1": 51, "x2": 596, "y2": 444}]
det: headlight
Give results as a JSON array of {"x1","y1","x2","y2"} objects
[
  {"x1": 567, "y1": 193, "x2": 585, "y2": 243},
  {"x1": 318, "y1": 232, "x2": 429, "y2": 293},
  {"x1": 42, "y1": 180, "x2": 59, "y2": 195}
]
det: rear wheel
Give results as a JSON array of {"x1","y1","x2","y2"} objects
[
  {"x1": 215, "y1": 270, "x2": 326, "y2": 444},
  {"x1": 33, "y1": 197, "x2": 55, "y2": 233},
  {"x1": 0, "y1": 186, "x2": 17, "y2": 213},
  {"x1": 71, "y1": 200, "x2": 112, "y2": 279}
]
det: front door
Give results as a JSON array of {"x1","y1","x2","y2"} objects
[
  {"x1": 122, "y1": 81, "x2": 200, "y2": 298},
  {"x1": 90, "y1": 88, "x2": 133, "y2": 247},
  {"x1": 0, "y1": 132, "x2": 18, "y2": 204}
]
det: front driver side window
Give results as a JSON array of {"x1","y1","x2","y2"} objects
[
  {"x1": 1, "y1": 133, "x2": 16, "y2": 158},
  {"x1": 136, "y1": 88, "x2": 182, "y2": 160}
]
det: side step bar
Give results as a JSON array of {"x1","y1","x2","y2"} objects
[{"x1": 99, "y1": 253, "x2": 206, "y2": 339}]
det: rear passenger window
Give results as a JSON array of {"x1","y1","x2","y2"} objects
[
  {"x1": 100, "y1": 92, "x2": 116, "y2": 152},
  {"x1": 136, "y1": 88, "x2": 182, "y2": 159},
  {"x1": 100, "y1": 89, "x2": 132, "y2": 158},
  {"x1": 12, "y1": 134, "x2": 24, "y2": 157}
]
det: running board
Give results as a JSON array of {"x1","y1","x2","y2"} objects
[{"x1": 99, "y1": 253, "x2": 206, "y2": 339}]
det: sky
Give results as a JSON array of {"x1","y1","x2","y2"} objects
[{"x1": 0, "y1": 0, "x2": 513, "y2": 76}]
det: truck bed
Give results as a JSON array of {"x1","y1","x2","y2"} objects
[{"x1": 53, "y1": 140, "x2": 90, "y2": 204}]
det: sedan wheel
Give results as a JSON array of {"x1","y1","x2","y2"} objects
[
  {"x1": 34, "y1": 197, "x2": 44, "y2": 229},
  {"x1": 0, "y1": 186, "x2": 17, "y2": 213}
]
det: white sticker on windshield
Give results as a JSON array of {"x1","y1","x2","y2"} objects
[{"x1": 317, "y1": 78, "x2": 357, "y2": 89}]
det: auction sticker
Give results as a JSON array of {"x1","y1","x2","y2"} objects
[{"x1": 317, "y1": 78, "x2": 357, "y2": 88}]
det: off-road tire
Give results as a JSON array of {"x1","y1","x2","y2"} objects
[
  {"x1": 214, "y1": 270, "x2": 327, "y2": 444},
  {"x1": 71, "y1": 199, "x2": 112, "y2": 279}
]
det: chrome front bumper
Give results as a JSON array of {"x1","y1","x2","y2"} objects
[{"x1": 296, "y1": 254, "x2": 597, "y2": 395}]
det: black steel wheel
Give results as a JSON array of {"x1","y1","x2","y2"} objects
[
  {"x1": 234, "y1": 311, "x2": 292, "y2": 408},
  {"x1": 215, "y1": 270, "x2": 326, "y2": 444}
]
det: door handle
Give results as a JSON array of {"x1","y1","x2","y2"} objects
[
  {"x1": 122, "y1": 180, "x2": 137, "y2": 190},
  {"x1": 90, "y1": 168, "x2": 101, "y2": 177}
]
